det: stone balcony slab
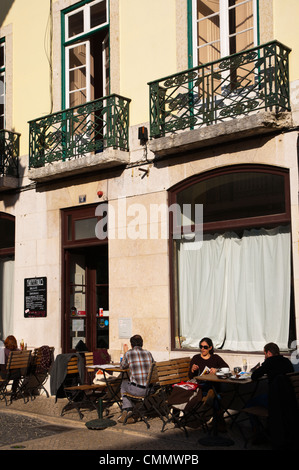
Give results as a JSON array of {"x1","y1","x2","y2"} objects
[
  {"x1": 148, "y1": 111, "x2": 293, "y2": 158},
  {"x1": 0, "y1": 175, "x2": 18, "y2": 191},
  {"x1": 28, "y1": 148, "x2": 129, "y2": 183}
]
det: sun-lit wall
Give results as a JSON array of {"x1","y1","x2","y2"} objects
[
  {"x1": 273, "y1": 0, "x2": 299, "y2": 82},
  {"x1": 118, "y1": 0, "x2": 177, "y2": 126},
  {"x1": 1, "y1": 0, "x2": 52, "y2": 157}
]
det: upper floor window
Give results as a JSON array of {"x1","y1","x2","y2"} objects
[
  {"x1": 64, "y1": 0, "x2": 108, "y2": 41},
  {"x1": 0, "y1": 39, "x2": 5, "y2": 129},
  {"x1": 192, "y1": 0, "x2": 258, "y2": 66},
  {"x1": 62, "y1": 0, "x2": 109, "y2": 109}
]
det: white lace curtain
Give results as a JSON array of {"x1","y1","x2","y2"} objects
[
  {"x1": 0, "y1": 258, "x2": 14, "y2": 340},
  {"x1": 178, "y1": 226, "x2": 291, "y2": 351}
]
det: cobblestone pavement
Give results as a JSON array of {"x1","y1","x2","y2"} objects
[
  {"x1": 0, "y1": 412, "x2": 75, "y2": 448},
  {"x1": 0, "y1": 394, "x2": 271, "y2": 454}
]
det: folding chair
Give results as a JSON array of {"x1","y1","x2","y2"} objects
[
  {"x1": 24, "y1": 346, "x2": 54, "y2": 399},
  {"x1": 152, "y1": 357, "x2": 212, "y2": 436},
  {"x1": 122, "y1": 362, "x2": 159, "y2": 428},
  {"x1": 240, "y1": 372, "x2": 299, "y2": 448},
  {"x1": 167, "y1": 384, "x2": 212, "y2": 436},
  {"x1": 0, "y1": 350, "x2": 32, "y2": 405},
  {"x1": 151, "y1": 359, "x2": 188, "y2": 433},
  {"x1": 61, "y1": 355, "x2": 107, "y2": 419}
]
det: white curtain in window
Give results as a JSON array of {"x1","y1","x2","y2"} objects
[
  {"x1": 178, "y1": 226, "x2": 291, "y2": 351},
  {"x1": 0, "y1": 258, "x2": 14, "y2": 339}
]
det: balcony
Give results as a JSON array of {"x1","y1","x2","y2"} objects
[
  {"x1": 0, "y1": 129, "x2": 20, "y2": 191},
  {"x1": 28, "y1": 94, "x2": 131, "y2": 182},
  {"x1": 148, "y1": 41, "x2": 292, "y2": 157}
]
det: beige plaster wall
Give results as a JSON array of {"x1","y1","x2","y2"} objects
[
  {"x1": 0, "y1": 0, "x2": 298, "y2": 363},
  {"x1": 1, "y1": 0, "x2": 52, "y2": 157},
  {"x1": 2, "y1": 128, "x2": 297, "y2": 361},
  {"x1": 273, "y1": 0, "x2": 299, "y2": 82}
]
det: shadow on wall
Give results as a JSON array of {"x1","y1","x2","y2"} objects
[{"x1": 0, "y1": 0, "x2": 15, "y2": 27}]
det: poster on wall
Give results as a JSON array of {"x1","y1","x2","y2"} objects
[
  {"x1": 24, "y1": 277, "x2": 47, "y2": 318},
  {"x1": 118, "y1": 318, "x2": 132, "y2": 339}
]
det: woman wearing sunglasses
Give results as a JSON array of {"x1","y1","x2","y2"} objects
[
  {"x1": 187, "y1": 337, "x2": 229, "y2": 432},
  {"x1": 188, "y1": 337, "x2": 229, "y2": 379}
]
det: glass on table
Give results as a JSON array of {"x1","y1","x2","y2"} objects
[
  {"x1": 233, "y1": 366, "x2": 241, "y2": 377},
  {"x1": 242, "y1": 358, "x2": 248, "y2": 372}
]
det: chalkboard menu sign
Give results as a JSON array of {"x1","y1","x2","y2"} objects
[{"x1": 24, "y1": 277, "x2": 47, "y2": 318}]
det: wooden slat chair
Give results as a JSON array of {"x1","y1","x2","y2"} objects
[
  {"x1": 81, "y1": 352, "x2": 126, "y2": 414},
  {"x1": 152, "y1": 358, "x2": 190, "y2": 432},
  {"x1": 61, "y1": 354, "x2": 107, "y2": 419},
  {"x1": 122, "y1": 362, "x2": 159, "y2": 428},
  {"x1": 25, "y1": 346, "x2": 55, "y2": 399},
  {"x1": 83, "y1": 351, "x2": 98, "y2": 384},
  {"x1": 153, "y1": 357, "x2": 211, "y2": 435},
  {"x1": 0, "y1": 350, "x2": 32, "y2": 405}
]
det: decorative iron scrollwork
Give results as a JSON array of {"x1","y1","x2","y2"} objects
[
  {"x1": 29, "y1": 94, "x2": 131, "y2": 168},
  {"x1": 0, "y1": 130, "x2": 20, "y2": 177},
  {"x1": 149, "y1": 41, "x2": 290, "y2": 138}
]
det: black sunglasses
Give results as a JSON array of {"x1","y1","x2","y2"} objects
[{"x1": 200, "y1": 345, "x2": 209, "y2": 349}]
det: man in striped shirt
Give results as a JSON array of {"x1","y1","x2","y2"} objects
[{"x1": 118, "y1": 334, "x2": 154, "y2": 424}]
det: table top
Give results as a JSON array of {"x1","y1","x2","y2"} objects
[
  {"x1": 88, "y1": 363, "x2": 128, "y2": 373},
  {"x1": 195, "y1": 372, "x2": 252, "y2": 384}
]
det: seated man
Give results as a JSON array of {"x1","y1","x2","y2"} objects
[
  {"x1": 251, "y1": 342, "x2": 294, "y2": 386},
  {"x1": 118, "y1": 334, "x2": 154, "y2": 424},
  {"x1": 247, "y1": 342, "x2": 294, "y2": 445}
]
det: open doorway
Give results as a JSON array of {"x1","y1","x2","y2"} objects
[{"x1": 65, "y1": 244, "x2": 109, "y2": 352}]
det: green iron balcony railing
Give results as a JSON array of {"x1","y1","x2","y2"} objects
[
  {"x1": 148, "y1": 41, "x2": 291, "y2": 138},
  {"x1": 29, "y1": 94, "x2": 131, "y2": 169},
  {"x1": 0, "y1": 130, "x2": 20, "y2": 178}
]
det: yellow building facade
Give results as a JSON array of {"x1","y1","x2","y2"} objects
[{"x1": 0, "y1": 0, "x2": 298, "y2": 370}]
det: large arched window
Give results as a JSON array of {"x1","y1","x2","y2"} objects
[
  {"x1": 0, "y1": 213, "x2": 15, "y2": 340},
  {"x1": 169, "y1": 165, "x2": 294, "y2": 352}
]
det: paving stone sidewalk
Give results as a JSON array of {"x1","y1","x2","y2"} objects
[{"x1": 0, "y1": 394, "x2": 271, "y2": 452}]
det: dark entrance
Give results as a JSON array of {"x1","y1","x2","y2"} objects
[{"x1": 62, "y1": 204, "x2": 108, "y2": 353}]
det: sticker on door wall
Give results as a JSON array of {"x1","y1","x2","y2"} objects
[{"x1": 24, "y1": 277, "x2": 47, "y2": 318}]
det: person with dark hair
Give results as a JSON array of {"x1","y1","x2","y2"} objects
[
  {"x1": 0, "y1": 335, "x2": 21, "y2": 397},
  {"x1": 118, "y1": 334, "x2": 154, "y2": 424},
  {"x1": 188, "y1": 337, "x2": 229, "y2": 432},
  {"x1": 247, "y1": 342, "x2": 294, "y2": 445},
  {"x1": 251, "y1": 342, "x2": 293, "y2": 384},
  {"x1": 1, "y1": 335, "x2": 19, "y2": 378},
  {"x1": 188, "y1": 337, "x2": 229, "y2": 379}
]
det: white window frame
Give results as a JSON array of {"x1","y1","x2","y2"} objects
[
  {"x1": 65, "y1": 40, "x2": 91, "y2": 109},
  {"x1": 65, "y1": 0, "x2": 108, "y2": 42},
  {"x1": 102, "y1": 33, "x2": 109, "y2": 97},
  {"x1": 192, "y1": 0, "x2": 258, "y2": 67}
]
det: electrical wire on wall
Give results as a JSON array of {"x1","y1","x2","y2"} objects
[{"x1": 44, "y1": 0, "x2": 53, "y2": 114}]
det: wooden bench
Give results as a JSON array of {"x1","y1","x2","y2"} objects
[
  {"x1": 155, "y1": 357, "x2": 191, "y2": 388},
  {"x1": 154, "y1": 357, "x2": 207, "y2": 433},
  {"x1": 153, "y1": 357, "x2": 214, "y2": 435}
]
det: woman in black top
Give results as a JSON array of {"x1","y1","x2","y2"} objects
[{"x1": 188, "y1": 337, "x2": 229, "y2": 379}]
